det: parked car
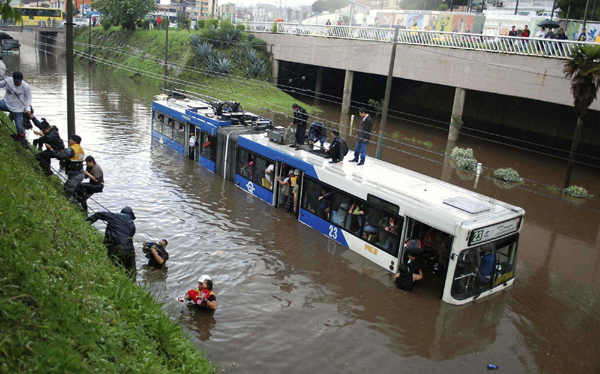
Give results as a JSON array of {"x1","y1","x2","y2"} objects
[
  {"x1": 73, "y1": 18, "x2": 89, "y2": 28},
  {"x1": 1, "y1": 39, "x2": 21, "y2": 53}
]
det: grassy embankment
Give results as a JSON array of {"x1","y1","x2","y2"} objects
[
  {"x1": 0, "y1": 116, "x2": 214, "y2": 373},
  {"x1": 74, "y1": 27, "x2": 318, "y2": 114}
]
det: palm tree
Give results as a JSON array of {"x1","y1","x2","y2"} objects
[
  {"x1": 563, "y1": 45, "x2": 600, "y2": 189},
  {"x1": 1, "y1": 0, "x2": 23, "y2": 25}
]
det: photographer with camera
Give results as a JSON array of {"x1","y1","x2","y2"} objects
[{"x1": 142, "y1": 239, "x2": 169, "y2": 268}]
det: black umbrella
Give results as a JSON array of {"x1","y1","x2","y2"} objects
[{"x1": 538, "y1": 19, "x2": 561, "y2": 29}]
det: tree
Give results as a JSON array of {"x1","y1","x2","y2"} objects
[
  {"x1": 1, "y1": 0, "x2": 23, "y2": 25},
  {"x1": 557, "y1": 0, "x2": 600, "y2": 21},
  {"x1": 92, "y1": 0, "x2": 156, "y2": 31},
  {"x1": 73, "y1": 2, "x2": 80, "y2": 17},
  {"x1": 312, "y1": 0, "x2": 350, "y2": 13},
  {"x1": 563, "y1": 45, "x2": 600, "y2": 188}
]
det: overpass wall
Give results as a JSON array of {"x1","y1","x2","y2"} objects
[{"x1": 255, "y1": 33, "x2": 597, "y2": 111}]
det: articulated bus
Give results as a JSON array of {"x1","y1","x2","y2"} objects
[
  {"x1": 151, "y1": 94, "x2": 525, "y2": 305},
  {"x1": 13, "y1": 7, "x2": 63, "y2": 27}
]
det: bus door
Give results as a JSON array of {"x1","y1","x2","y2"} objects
[
  {"x1": 402, "y1": 217, "x2": 454, "y2": 297},
  {"x1": 194, "y1": 127, "x2": 201, "y2": 161},
  {"x1": 275, "y1": 163, "x2": 293, "y2": 209}
]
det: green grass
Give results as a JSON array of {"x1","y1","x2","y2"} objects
[
  {"x1": 74, "y1": 27, "x2": 319, "y2": 114},
  {"x1": 0, "y1": 114, "x2": 215, "y2": 373}
]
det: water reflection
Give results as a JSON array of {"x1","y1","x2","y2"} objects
[{"x1": 7, "y1": 40, "x2": 600, "y2": 373}]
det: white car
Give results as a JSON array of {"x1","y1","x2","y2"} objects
[{"x1": 73, "y1": 18, "x2": 89, "y2": 28}]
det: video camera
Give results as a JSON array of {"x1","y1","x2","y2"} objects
[{"x1": 142, "y1": 242, "x2": 165, "y2": 259}]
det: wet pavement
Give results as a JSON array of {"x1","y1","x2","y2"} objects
[{"x1": 6, "y1": 37, "x2": 600, "y2": 373}]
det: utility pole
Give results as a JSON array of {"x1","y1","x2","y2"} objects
[
  {"x1": 583, "y1": 0, "x2": 591, "y2": 27},
  {"x1": 164, "y1": 11, "x2": 169, "y2": 90},
  {"x1": 88, "y1": 8, "x2": 91, "y2": 64},
  {"x1": 514, "y1": 0, "x2": 519, "y2": 15},
  {"x1": 450, "y1": 0, "x2": 454, "y2": 11},
  {"x1": 593, "y1": 0, "x2": 598, "y2": 22},
  {"x1": 551, "y1": 0, "x2": 557, "y2": 19},
  {"x1": 349, "y1": 0, "x2": 355, "y2": 25},
  {"x1": 375, "y1": 26, "x2": 399, "y2": 160},
  {"x1": 66, "y1": 0, "x2": 75, "y2": 139}
]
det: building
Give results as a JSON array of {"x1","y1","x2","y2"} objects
[
  {"x1": 196, "y1": 0, "x2": 218, "y2": 19},
  {"x1": 220, "y1": 3, "x2": 235, "y2": 21}
]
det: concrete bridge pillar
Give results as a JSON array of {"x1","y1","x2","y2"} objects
[
  {"x1": 271, "y1": 59, "x2": 280, "y2": 85},
  {"x1": 441, "y1": 87, "x2": 467, "y2": 183},
  {"x1": 341, "y1": 70, "x2": 354, "y2": 114},
  {"x1": 448, "y1": 87, "x2": 466, "y2": 142},
  {"x1": 315, "y1": 69, "x2": 324, "y2": 98}
]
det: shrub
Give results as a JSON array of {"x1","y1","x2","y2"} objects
[
  {"x1": 214, "y1": 56, "x2": 232, "y2": 74},
  {"x1": 236, "y1": 24, "x2": 245, "y2": 32},
  {"x1": 493, "y1": 168, "x2": 524, "y2": 184},
  {"x1": 456, "y1": 157, "x2": 478, "y2": 172},
  {"x1": 451, "y1": 146, "x2": 477, "y2": 172},
  {"x1": 231, "y1": 48, "x2": 245, "y2": 65},
  {"x1": 247, "y1": 48, "x2": 260, "y2": 64},
  {"x1": 102, "y1": 18, "x2": 112, "y2": 31},
  {"x1": 190, "y1": 35, "x2": 203, "y2": 48},
  {"x1": 197, "y1": 19, "x2": 206, "y2": 29},
  {"x1": 220, "y1": 19, "x2": 234, "y2": 32},
  {"x1": 196, "y1": 42, "x2": 215, "y2": 61},
  {"x1": 565, "y1": 186, "x2": 592, "y2": 199},
  {"x1": 244, "y1": 60, "x2": 267, "y2": 77},
  {"x1": 179, "y1": 17, "x2": 191, "y2": 31},
  {"x1": 141, "y1": 19, "x2": 150, "y2": 29},
  {"x1": 451, "y1": 146, "x2": 474, "y2": 160},
  {"x1": 247, "y1": 33, "x2": 255, "y2": 41},
  {"x1": 438, "y1": 4, "x2": 449, "y2": 11},
  {"x1": 271, "y1": 22, "x2": 278, "y2": 33},
  {"x1": 206, "y1": 18, "x2": 218, "y2": 29},
  {"x1": 250, "y1": 37, "x2": 267, "y2": 50}
]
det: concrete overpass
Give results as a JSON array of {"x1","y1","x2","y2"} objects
[{"x1": 253, "y1": 32, "x2": 591, "y2": 114}]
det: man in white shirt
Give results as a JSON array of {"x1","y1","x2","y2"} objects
[
  {"x1": 535, "y1": 27, "x2": 547, "y2": 39},
  {"x1": 189, "y1": 133, "x2": 196, "y2": 160},
  {"x1": 0, "y1": 71, "x2": 32, "y2": 138}
]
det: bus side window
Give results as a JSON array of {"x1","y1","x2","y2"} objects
[
  {"x1": 252, "y1": 155, "x2": 272, "y2": 191},
  {"x1": 236, "y1": 149, "x2": 251, "y2": 180},
  {"x1": 301, "y1": 177, "x2": 327, "y2": 216},
  {"x1": 330, "y1": 191, "x2": 352, "y2": 229}
]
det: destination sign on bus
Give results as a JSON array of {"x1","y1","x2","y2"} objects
[{"x1": 469, "y1": 217, "x2": 520, "y2": 245}]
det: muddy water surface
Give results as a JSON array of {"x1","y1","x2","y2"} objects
[{"x1": 7, "y1": 37, "x2": 600, "y2": 373}]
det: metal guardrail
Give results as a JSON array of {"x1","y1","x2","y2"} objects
[{"x1": 245, "y1": 22, "x2": 597, "y2": 60}]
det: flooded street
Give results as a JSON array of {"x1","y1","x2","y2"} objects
[{"x1": 8, "y1": 37, "x2": 600, "y2": 373}]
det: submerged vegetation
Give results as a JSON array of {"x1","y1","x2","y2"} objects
[
  {"x1": 450, "y1": 146, "x2": 478, "y2": 172},
  {"x1": 0, "y1": 117, "x2": 214, "y2": 373}
]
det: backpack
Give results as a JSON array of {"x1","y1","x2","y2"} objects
[{"x1": 283, "y1": 125, "x2": 295, "y2": 144}]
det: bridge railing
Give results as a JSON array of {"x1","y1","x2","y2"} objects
[{"x1": 245, "y1": 22, "x2": 595, "y2": 60}]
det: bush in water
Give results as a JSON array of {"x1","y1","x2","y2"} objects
[
  {"x1": 493, "y1": 168, "x2": 524, "y2": 184},
  {"x1": 565, "y1": 185, "x2": 592, "y2": 199}
]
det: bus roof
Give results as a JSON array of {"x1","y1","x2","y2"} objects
[{"x1": 240, "y1": 132, "x2": 524, "y2": 230}]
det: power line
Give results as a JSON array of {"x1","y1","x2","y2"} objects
[
  {"x1": 17, "y1": 36, "x2": 600, "y2": 208},
  {"x1": 43, "y1": 33, "x2": 600, "y2": 165}
]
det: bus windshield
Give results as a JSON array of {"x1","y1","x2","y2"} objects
[{"x1": 451, "y1": 233, "x2": 518, "y2": 300}]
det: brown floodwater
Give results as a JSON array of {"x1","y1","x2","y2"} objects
[{"x1": 8, "y1": 36, "x2": 600, "y2": 373}]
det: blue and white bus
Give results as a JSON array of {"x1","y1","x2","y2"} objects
[{"x1": 152, "y1": 94, "x2": 525, "y2": 305}]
